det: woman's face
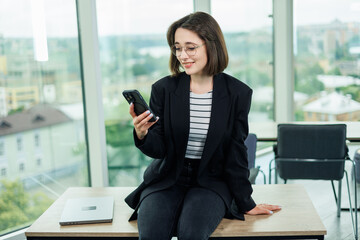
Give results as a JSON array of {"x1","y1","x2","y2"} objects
[{"x1": 174, "y1": 28, "x2": 208, "y2": 77}]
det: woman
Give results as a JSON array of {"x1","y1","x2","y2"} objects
[{"x1": 125, "y1": 12, "x2": 280, "y2": 240}]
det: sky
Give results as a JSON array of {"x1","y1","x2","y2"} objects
[{"x1": 0, "y1": 0, "x2": 359, "y2": 38}]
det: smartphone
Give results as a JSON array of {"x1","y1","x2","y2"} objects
[{"x1": 122, "y1": 89, "x2": 157, "y2": 122}]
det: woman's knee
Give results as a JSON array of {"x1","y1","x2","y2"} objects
[
  {"x1": 137, "y1": 188, "x2": 184, "y2": 240},
  {"x1": 177, "y1": 225, "x2": 209, "y2": 240},
  {"x1": 177, "y1": 188, "x2": 226, "y2": 240},
  {"x1": 138, "y1": 200, "x2": 176, "y2": 240}
]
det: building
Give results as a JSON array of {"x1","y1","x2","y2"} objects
[
  {"x1": 5, "y1": 86, "x2": 40, "y2": 111},
  {"x1": 317, "y1": 74, "x2": 360, "y2": 89},
  {"x1": 303, "y1": 91, "x2": 360, "y2": 121},
  {"x1": 0, "y1": 105, "x2": 84, "y2": 182}
]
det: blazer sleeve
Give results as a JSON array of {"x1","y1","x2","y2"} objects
[
  {"x1": 133, "y1": 83, "x2": 167, "y2": 159},
  {"x1": 224, "y1": 87, "x2": 256, "y2": 213}
]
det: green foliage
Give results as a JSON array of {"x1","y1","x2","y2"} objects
[
  {"x1": 335, "y1": 43, "x2": 355, "y2": 61},
  {"x1": 296, "y1": 35, "x2": 312, "y2": 55},
  {"x1": 105, "y1": 120, "x2": 134, "y2": 148},
  {"x1": 296, "y1": 76, "x2": 325, "y2": 95},
  {"x1": 132, "y1": 63, "x2": 148, "y2": 76},
  {"x1": 132, "y1": 55, "x2": 157, "y2": 76},
  {"x1": 72, "y1": 141, "x2": 87, "y2": 155},
  {"x1": 295, "y1": 63, "x2": 325, "y2": 95},
  {"x1": 233, "y1": 68, "x2": 271, "y2": 88},
  {"x1": 327, "y1": 67, "x2": 342, "y2": 75},
  {"x1": 8, "y1": 106, "x2": 24, "y2": 115},
  {"x1": 337, "y1": 84, "x2": 360, "y2": 102},
  {"x1": 349, "y1": 74, "x2": 360, "y2": 79},
  {"x1": 295, "y1": 109, "x2": 305, "y2": 121},
  {"x1": 0, "y1": 179, "x2": 53, "y2": 234}
]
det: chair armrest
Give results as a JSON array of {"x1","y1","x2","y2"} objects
[
  {"x1": 275, "y1": 158, "x2": 350, "y2": 163},
  {"x1": 249, "y1": 167, "x2": 260, "y2": 184},
  {"x1": 273, "y1": 144, "x2": 278, "y2": 157}
]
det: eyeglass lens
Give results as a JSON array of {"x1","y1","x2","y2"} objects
[{"x1": 172, "y1": 44, "x2": 198, "y2": 57}]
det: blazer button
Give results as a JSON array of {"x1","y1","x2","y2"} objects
[{"x1": 211, "y1": 168, "x2": 216, "y2": 173}]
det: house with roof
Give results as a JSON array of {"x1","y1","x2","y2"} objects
[
  {"x1": 303, "y1": 91, "x2": 360, "y2": 121},
  {"x1": 0, "y1": 105, "x2": 86, "y2": 187},
  {"x1": 317, "y1": 75, "x2": 360, "y2": 89}
]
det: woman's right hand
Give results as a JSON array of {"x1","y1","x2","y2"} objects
[{"x1": 129, "y1": 103, "x2": 159, "y2": 140}]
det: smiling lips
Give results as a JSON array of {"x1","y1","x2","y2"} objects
[{"x1": 182, "y1": 62, "x2": 193, "y2": 68}]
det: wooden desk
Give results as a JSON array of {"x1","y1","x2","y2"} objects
[
  {"x1": 25, "y1": 185, "x2": 326, "y2": 240},
  {"x1": 250, "y1": 121, "x2": 360, "y2": 142}
]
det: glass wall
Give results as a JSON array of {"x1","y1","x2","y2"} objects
[
  {"x1": 293, "y1": 0, "x2": 360, "y2": 121},
  {"x1": 96, "y1": 0, "x2": 193, "y2": 186},
  {"x1": 212, "y1": 0, "x2": 274, "y2": 122},
  {"x1": 0, "y1": 0, "x2": 89, "y2": 235}
]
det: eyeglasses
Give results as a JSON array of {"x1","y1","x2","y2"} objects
[{"x1": 171, "y1": 43, "x2": 205, "y2": 57}]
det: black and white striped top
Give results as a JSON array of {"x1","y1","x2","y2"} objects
[{"x1": 185, "y1": 91, "x2": 213, "y2": 159}]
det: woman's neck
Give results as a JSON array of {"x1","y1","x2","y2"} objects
[{"x1": 190, "y1": 75, "x2": 213, "y2": 94}]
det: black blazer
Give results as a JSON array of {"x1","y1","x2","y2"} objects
[{"x1": 125, "y1": 72, "x2": 256, "y2": 221}]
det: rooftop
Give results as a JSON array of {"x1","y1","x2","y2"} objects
[
  {"x1": 303, "y1": 91, "x2": 360, "y2": 114},
  {"x1": 0, "y1": 104, "x2": 72, "y2": 136},
  {"x1": 317, "y1": 75, "x2": 360, "y2": 88}
]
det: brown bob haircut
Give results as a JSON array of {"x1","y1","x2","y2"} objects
[{"x1": 167, "y1": 12, "x2": 229, "y2": 76}]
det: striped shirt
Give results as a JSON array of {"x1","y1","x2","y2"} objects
[{"x1": 185, "y1": 91, "x2": 213, "y2": 159}]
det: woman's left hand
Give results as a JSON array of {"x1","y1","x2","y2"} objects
[{"x1": 246, "y1": 204, "x2": 282, "y2": 215}]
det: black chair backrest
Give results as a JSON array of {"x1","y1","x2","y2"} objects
[
  {"x1": 245, "y1": 133, "x2": 257, "y2": 169},
  {"x1": 276, "y1": 124, "x2": 347, "y2": 180}
]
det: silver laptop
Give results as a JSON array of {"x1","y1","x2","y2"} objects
[{"x1": 59, "y1": 196, "x2": 114, "y2": 226}]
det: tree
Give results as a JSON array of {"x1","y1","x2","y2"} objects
[
  {"x1": 328, "y1": 67, "x2": 342, "y2": 75},
  {"x1": 295, "y1": 63, "x2": 325, "y2": 95},
  {"x1": 8, "y1": 106, "x2": 24, "y2": 115},
  {"x1": 105, "y1": 120, "x2": 134, "y2": 148},
  {"x1": 234, "y1": 68, "x2": 271, "y2": 88},
  {"x1": 337, "y1": 84, "x2": 360, "y2": 102},
  {"x1": 0, "y1": 179, "x2": 53, "y2": 234}
]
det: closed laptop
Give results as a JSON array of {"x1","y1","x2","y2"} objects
[{"x1": 59, "y1": 196, "x2": 114, "y2": 226}]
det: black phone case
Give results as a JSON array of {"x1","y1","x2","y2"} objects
[{"x1": 122, "y1": 90, "x2": 157, "y2": 122}]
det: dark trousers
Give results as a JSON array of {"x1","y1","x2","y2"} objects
[{"x1": 137, "y1": 159, "x2": 226, "y2": 240}]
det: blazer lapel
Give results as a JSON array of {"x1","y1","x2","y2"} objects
[
  {"x1": 169, "y1": 73, "x2": 190, "y2": 164},
  {"x1": 200, "y1": 74, "x2": 230, "y2": 171}
]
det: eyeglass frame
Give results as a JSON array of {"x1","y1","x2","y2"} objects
[{"x1": 171, "y1": 43, "x2": 205, "y2": 57}]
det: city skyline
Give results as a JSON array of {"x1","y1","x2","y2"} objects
[{"x1": 0, "y1": 0, "x2": 359, "y2": 37}]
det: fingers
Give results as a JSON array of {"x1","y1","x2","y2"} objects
[
  {"x1": 133, "y1": 110, "x2": 155, "y2": 126},
  {"x1": 258, "y1": 204, "x2": 282, "y2": 211},
  {"x1": 131, "y1": 108, "x2": 159, "y2": 140},
  {"x1": 129, "y1": 103, "x2": 137, "y2": 118},
  {"x1": 261, "y1": 209, "x2": 273, "y2": 215},
  {"x1": 269, "y1": 204, "x2": 282, "y2": 211},
  {"x1": 129, "y1": 103, "x2": 156, "y2": 126},
  {"x1": 259, "y1": 206, "x2": 273, "y2": 215},
  {"x1": 246, "y1": 204, "x2": 282, "y2": 215}
]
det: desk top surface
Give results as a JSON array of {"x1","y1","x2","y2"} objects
[{"x1": 26, "y1": 184, "x2": 326, "y2": 238}]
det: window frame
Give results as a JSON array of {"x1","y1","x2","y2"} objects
[{"x1": 3, "y1": 0, "x2": 360, "y2": 238}]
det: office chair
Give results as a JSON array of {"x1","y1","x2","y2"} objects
[
  {"x1": 245, "y1": 133, "x2": 266, "y2": 184},
  {"x1": 269, "y1": 124, "x2": 358, "y2": 240}
]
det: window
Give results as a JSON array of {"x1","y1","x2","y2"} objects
[
  {"x1": 18, "y1": 162, "x2": 25, "y2": 172},
  {"x1": 16, "y1": 135, "x2": 23, "y2": 152},
  {"x1": 294, "y1": 0, "x2": 360, "y2": 121},
  {"x1": 0, "y1": 139, "x2": 4, "y2": 156},
  {"x1": 212, "y1": 0, "x2": 274, "y2": 122},
  {"x1": 96, "y1": 0, "x2": 193, "y2": 186},
  {"x1": 34, "y1": 132, "x2": 40, "y2": 148},
  {"x1": 0, "y1": 0, "x2": 89, "y2": 235}
]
